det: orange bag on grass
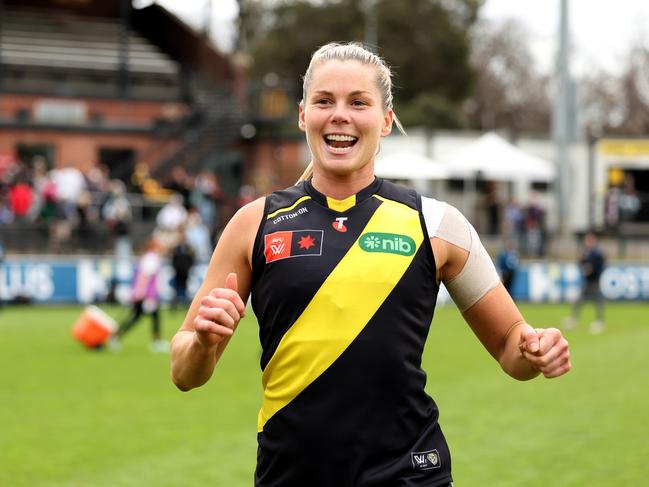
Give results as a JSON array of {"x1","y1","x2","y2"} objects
[{"x1": 72, "y1": 305, "x2": 117, "y2": 348}]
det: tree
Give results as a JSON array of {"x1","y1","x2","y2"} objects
[
  {"x1": 237, "y1": 0, "x2": 482, "y2": 129},
  {"x1": 465, "y1": 18, "x2": 551, "y2": 136},
  {"x1": 580, "y1": 43, "x2": 649, "y2": 136}
]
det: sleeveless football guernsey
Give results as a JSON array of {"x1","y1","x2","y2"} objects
[{"x1": 250, "y1": 178, "x2": 452, "y2": 486}]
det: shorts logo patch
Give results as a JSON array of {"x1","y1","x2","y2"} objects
[
  {"x1": 359, "y1": 232, "x2": 415, "y2": 256},
  {"x1": 264, "y1": 230, "x2": 323, "y2": 263},
  {"x1": 411, "y1": 449, "x2": 441, "y2": 471}
]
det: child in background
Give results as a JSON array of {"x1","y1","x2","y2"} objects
[{"x1": 109, "y1": 238, "x2": 168, "y2": 352}]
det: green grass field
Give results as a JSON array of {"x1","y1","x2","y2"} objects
[{"x1": 1, "y1": 302, "x2": 648, "y2": 486}]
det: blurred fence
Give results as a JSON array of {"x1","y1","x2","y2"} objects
[{"x1": 1, "y1": 257, "x2": 648, "y2": 305}]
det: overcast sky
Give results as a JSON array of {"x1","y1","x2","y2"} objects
[{"x1": 155, "y1": 0, "x2": 649, "y2": 75}]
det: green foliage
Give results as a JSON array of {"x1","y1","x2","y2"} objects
[
  {"x1": 1, "y1": 302, "x2": 647, "y2": 485},
  {"x1": 378, "y1": 0, "x2": 475, "y2": 105},
  {"x1": 240, "y1": 0, "x2": 482, "y2": 128},
  {"x1": 246, "y1": 0, "x2": 366, "y2": 99},
  {"x1": 397, "y1": 92, "x2": 466, "y2": 129}
]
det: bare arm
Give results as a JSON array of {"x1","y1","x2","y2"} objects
[
  {"x1": 432, "y1": 237, "x2": 571, "y2": 381},
  {"x1": 170, "y1": 198, "x2": 264, "y2": 391}
]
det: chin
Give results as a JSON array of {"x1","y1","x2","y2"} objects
[{"x1": 321, "y1": 158, "x2": 367, "y2": 176}]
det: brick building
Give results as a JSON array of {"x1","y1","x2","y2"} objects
[{"x1": 0, "y1": 0, "x2": 244, "y2": 182}]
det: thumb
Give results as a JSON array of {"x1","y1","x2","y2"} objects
[
  {"x1": 520, "y1": 327, "x2": 540, "y2": 354},
  {"x1": 225, "y1": 272, "x2": 239, "y2": 293}
]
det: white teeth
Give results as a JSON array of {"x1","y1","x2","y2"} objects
[{"x1": 325, "y1": 134, "x2": 357, "y2": 142}]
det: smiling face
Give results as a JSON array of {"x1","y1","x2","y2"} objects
[{"x1": 299, "y1": 60, "x2": 393, "y2": 180}]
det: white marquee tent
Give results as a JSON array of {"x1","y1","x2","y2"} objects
[
  {"x1": 442, "y1": 132, "x2": 556, "y2": 182},
  {"x1": 375, "y1": 151, "x2": 450, "y2": 180}
]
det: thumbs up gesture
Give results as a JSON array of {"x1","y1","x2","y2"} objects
[{"x1": 194, "y1": 273, "x2": 246, "y2": 348}]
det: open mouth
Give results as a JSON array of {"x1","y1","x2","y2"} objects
[{"x1": 324, "y1": 134, "x2": 358, "y2": 153}]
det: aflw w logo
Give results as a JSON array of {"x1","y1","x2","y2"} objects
[
  {"x1": 410, "y1": 449, "x2": 441, "y2": 471},
  {"x1": 269, "y1": 242, "x2": 285, "y2": 255}
]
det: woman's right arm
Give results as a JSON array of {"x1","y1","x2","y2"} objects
[{"x1": 170, "y1": 197, "x2": 265, "y2": 391}]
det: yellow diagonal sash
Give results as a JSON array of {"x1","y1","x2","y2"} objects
[{"x1": 258, "y1": 197, "x2": 423, "y2": 432}]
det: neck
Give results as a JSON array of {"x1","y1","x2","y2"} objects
[{"x1": 310, "y1": 165, "x2": 376, "y2": 200}]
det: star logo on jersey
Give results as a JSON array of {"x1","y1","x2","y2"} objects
[
  {"x1": 298, "y1": 234, "x2": 315, "y2": 250},
  {"x1": 332, "y1": 217, "x2": 348, "y2": 232},
  {"x1": 264, "y1": 230, "x2": 323, "y2": 263}
]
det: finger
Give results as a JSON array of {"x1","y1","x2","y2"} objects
[
  {"x1": 200, "y1": 296, "x2": 241, "y2": 323},
  {"x1": 537, "y1": 328, "x2": 562, "y2": 355},
  {"x1": 542, "y1": 359, "x2": 572, "y2": 378},
  {"x1": 526, "y1": 343, "x2": 562, "y2": 370},
  {"x1": 194, "y1": 317, "x2": 235, "y2": 337},
  {"x1": 520, "y1": 328, "x2": 540, "y2": 354},
  {"x1": 209, "y1": 286, "x2": 246, "y2": 315},
  {"x1": 200, "y1": 303, "x2": 239, "y2": 328},
  {"x1": 529, "y1": 344, "x2": 570, "y2": 376}
]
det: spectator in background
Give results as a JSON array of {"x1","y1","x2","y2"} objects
[
  {"x1": 618, "y1": 173, "x2": 640, "y2": 223},
  {"x1": 0, "y1": 197, "x2": 13, "y2": 225},
  {"x1": 49, "y1": 162, "x2": 86, "y2": 247},
  {"x1": 102, "y1": 180, "x2": 133, "y2": 263},
  {"x1": 171, "y1": 229, "x2": 195, "y2": 310},
  {"x1": 164, "y1": 166, "x2": 192, "y2": 207},
  {"x1": 524, "y1": 192, "x2": 546, "y2": 257},
  {"x1": 7, "y1": 177, "x2": 33, "y2": 221},
  {"x1": 190, "y1": 170, "x2": 224, "y2": 239},
  {"x1": 50, "y1": 161, "x2": 86, "y2": 220},
  {"x1": 108, "y1": 238, "x2": 168, "y2": 353},
  {"x1": 503, "y1": 197, "x2": 524, "y2": 247},
  {"x1": 130, "y1": 163, "x2": 172, "y2": 205},
  {"x1": 483, "y1": 180, "x2": 501, "y2": 236},
  {"x1": 185, "y1": 208, "x2": 212, "y2": 263},
  {"x1": 155, "y1": 192, "x2": 188, "y2": 248},
  {"x1": 497, "y1": 238, "x2": 519, "y2": 296},
  {"x1": 28, "y1": 157, "x2": 57, "y2": 224},
  {"x1": 604, "y1": 185, "x2": 621, "y2": 229},
  {"x1": 563, "y1": 232, "x2": 607, "y2": 334}
]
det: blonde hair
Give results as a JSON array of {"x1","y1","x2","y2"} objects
[{"x1": 297, "y1": 42, "x2": 406, "y2": 182}]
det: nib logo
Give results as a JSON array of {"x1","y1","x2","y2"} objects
[{"x1": 359, "y1": 232, "x2": 416, "y2": 256}]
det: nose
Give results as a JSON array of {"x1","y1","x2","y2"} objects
[{"x1": 330, "y1": 102, "x2": 350, "y2": 124}]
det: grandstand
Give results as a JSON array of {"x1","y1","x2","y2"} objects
[{"x1": 0, "y1": 0, "x2": 245, "y2": 253}]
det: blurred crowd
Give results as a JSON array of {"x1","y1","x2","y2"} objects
[
  {"x1": 0, "y1": 156, "x2": 258, "y2": 259},
  {"x1": 476, "y1": 181, "x2": 548, "y2": 258}
]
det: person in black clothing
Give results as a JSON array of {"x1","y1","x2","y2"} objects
[
  {"x1": 564, "y1": 232, "x2": 606, "y2": 333},
  {"x1": 171, "y1": 230, "x2": 195, "y2": 310},
  {"x1": 497, "y1": 238, "x2": 519, "y2": 295}
]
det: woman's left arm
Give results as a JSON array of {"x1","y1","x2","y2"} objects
[
  {"x1": 462, "y1": 283, "x2": 571, "y2": 380},
  {"x1": 429, "y1": 203, "x2": 571, "y2": 381}
]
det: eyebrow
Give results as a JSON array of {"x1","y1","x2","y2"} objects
[{"x1": 312, "y1": 90, "x2": 373, "y2": 97}]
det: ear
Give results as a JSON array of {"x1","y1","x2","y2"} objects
[
  {"x1": 298, "y1": 102, "x2": 306, "y2": 132},
  {"x1": 381, "y1": 110, "x2": 394, "y2": 137}
]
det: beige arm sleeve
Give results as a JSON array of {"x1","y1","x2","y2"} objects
[{"x1": 422, "y1": 197, "x2": 501, "y2": 312}]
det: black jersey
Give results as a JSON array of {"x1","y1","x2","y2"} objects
[{"x1": 250, "y1": 178, "x2": 452, "y2": 486}]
